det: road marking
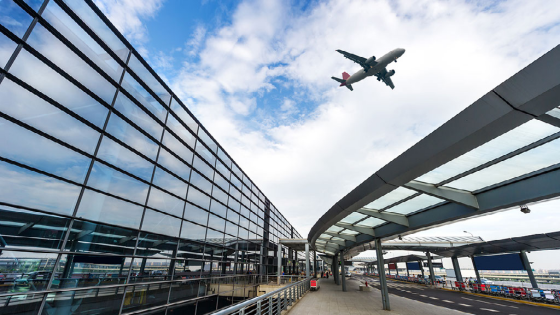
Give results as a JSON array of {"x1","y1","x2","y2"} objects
[
  {"x1": 459, "y1": 303, "x2": 472, "y2": 307},
  {"x1": 480, "y1": 308, "x2": 500, "y2": 312},
  {"x1": 442, "y1": 300, "x2": 454, "y2": 303},
  {"x1": 429, "y1": 297, "x2": 439, "y2": 300},
  {"x1": 420, "y1": 294, "x2": 427, "y2": 297}
]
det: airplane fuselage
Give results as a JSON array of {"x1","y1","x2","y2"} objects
[{"x1": 345, "y1": 48, "x2": 405, "y2": 85}]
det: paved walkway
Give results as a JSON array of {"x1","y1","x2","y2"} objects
[{"x1": 288, "y1": 277, "x2": 467, "y2": 315}]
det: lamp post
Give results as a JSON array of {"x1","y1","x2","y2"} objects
[{"x1": 463, "y1": 231, "x2": 473, "y2": 237}]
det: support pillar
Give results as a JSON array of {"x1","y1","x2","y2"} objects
[
  {"x1": 451, "y1": 256, "x2": 463, "y2": 282},
  {"x1": 375, "y1": 239, "x2": 390, "y2": 311},
  {"x1": 406, "y1": 263, "x2": 409, "y2": 277},
  {"x1": 395, "y1": 263, "x2": 399, "y2": 276},
  {"x1": 471, "y1": 256, "x2": 481, "y2": 284},
  {"x1": 334, "y1": 253, "x2": 339, "y2": 285},
  {"x1": 341, "y1": 253, "x2": 347, "y2": 292},
  {"x1": 426, "y1": 252, "x2": 435, "y2": 285},
  {"x1": 520, "y1": 251, "x2": 538, "y2": 288},
  {"x1": 419, "y1": 259, "x2": 425, "y2": 280},
  {"x1": 305, "y1": 243, "x2": 310, "y2": 278},
  {"x1": 314, "y1": 250, "x2": 317, "y2": 278},
  {"x1": 277, "y1": 244, "x2": 282, "y2": 284}
]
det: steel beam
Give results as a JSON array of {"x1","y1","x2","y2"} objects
[
  {"x1": 341, "y1": 253, "x2": 347, "y2": 292},
  {"x1": 520, "y1": 250, "x2": 538, "y2": 288},
  {"x1": 277, "y1": 244, "x2": 282, "y2": 285},
  {"x1": 426, "y1": 252, "x2": 435, "y2": 285},
  {"x1": 324, "y1": 238, "x2": 346, "y2": 246},
  {"x1": 471, "y1": 256, "x2": 481, "y2": 284},
  {"x1": 305, "y1": 243, "x2": 310, "y2": 278},
  {"x1": 405, "y1": 180, "x2": 479, "y2": 209},
  {"x1": 375, "y1": 239, "x2": 390, "y2": 310},
  {"x1": 451, "y1": 256, "x2": 463, "y2": 282},
  {"x1": 335, "y1": 223, "x2": 375, "y2": 236},
  {"x1": 357, "y1": 208, "x2": 409, "y2": 227},
  {"x1": 324, "y1": 232, "x2": 356, "y2": 242}
]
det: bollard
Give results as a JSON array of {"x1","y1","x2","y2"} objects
[{"x1": 268, "y1": 296, "x2": 273, "y2": 315}]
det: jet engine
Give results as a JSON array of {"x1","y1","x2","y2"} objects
[
  {"x1": 366, "y1": 56, "x2": 376, "y2": 64},
  {"x1": 384, "y1": 70, "x2": 395, "y2": 78}
]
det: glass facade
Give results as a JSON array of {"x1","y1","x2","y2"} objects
[{"x1": 0, "y1": 1, "x2": 303, "y2": 314}]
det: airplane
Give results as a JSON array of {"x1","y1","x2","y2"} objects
[{"x1": 331, "y1": 48, "x2": 405, "y2": 91}]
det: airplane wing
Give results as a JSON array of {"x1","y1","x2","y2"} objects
[
  {"x1": 375, "y1": 68, "x2": 395, "y2": 90},
  {"x1": 336, "y1": 49, "x2": 368, "y2": 68}
]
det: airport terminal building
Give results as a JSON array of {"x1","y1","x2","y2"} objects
[{"x1": 0, "y1": 1, "x2": 302, "y2": 314}]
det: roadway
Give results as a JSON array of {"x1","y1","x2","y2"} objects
[{"x1": 356, "y1": 275, "x2": 560, "y2": 315}]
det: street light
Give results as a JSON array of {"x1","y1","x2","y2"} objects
[{"x1": 463, "y1": 231, "x2": 473, "y2": 237}]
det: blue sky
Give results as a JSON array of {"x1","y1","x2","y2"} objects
[{"x1": 95, "y1": 0, "x2": 560, "y2": 269}]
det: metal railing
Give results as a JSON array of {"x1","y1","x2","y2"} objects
[{"x1": 212, "y1": 277, "x2": 312, "y2": 315}]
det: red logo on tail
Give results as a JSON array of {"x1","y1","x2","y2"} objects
[{"x1": 342, "y1": 72, "x2": 350, "y2": 80}]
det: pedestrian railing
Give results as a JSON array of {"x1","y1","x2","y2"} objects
[{"x1": 212, "y1": 277, "x2": 312, "y2": 315}]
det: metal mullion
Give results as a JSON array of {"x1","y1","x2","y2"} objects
[
  {"x1": 0, "y1": 0, "x2": 48, "y2": 84},
  {"x1": 435, "y1": 130, "x2": 560, "y2": 188},
  {"x1": 37, "y1": 51, "x2": 132, "y2": 315}
]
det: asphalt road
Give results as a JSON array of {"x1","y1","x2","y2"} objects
[{"x1": 356, "y1": 275, "x2": 560, "y2": 315}]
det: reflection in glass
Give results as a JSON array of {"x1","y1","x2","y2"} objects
[
  {"x1": 193, "y1": 156, "x2": 214, "y2": 180},
  {"x1": 147, "y1": 187, "x2": 185, "y2": 217},
  {"x1": 0, "y1": 292, "x2": 44, "y2": 314},
  {"x1": 0, "y1": 205, "x2": 70, "y2": 250},
  {"x1": 0, "y1": 161, "x2": 81, "y2": 216},
  {"x1": 121, "y1": 282, "x2": 171, "y2": 313},
  {"x1": 136, "y1": 232, "x2": 178, "y2": 258},
  {"x1": 9, "y1": 50, "x2": 109, "y2": 128},
  {"x1": 127, "y1": 54, "x2": 171, "y2": 105},
  {"x1": 141, "y1": 209, "x2": 181, "y2": 237},
  {"x1": 104, "y1": 113, "x2": 158, "y2": 161},
  {"x1": 0, "y1": 251, "x2": 57, "y2": 293},
  {"x1": 187, "y1": 187, "x2": 211, "y2": 210},
  {"x1": 190, "y1": 170, "x2": 212, "y2": 195},
  {"x1": 180, "y1": 221, "x2": 207, "y2": 242},
  {"x1": 113, "y1": 92, "x2": 163, "y2": 140},
  {"x1": 171, "y1": 98, "x2": 198, "y2": 133},
  {"x1": 0, "y1": 117, "x2": 91, "y2": 183},
  {"x1": 64, "y1": 220, "x2": 137, "y2": 256},
  {"x1": 195, "y1": 139, "x2": 217, "y2": 167},
  {"x1": 157, "y1": 147, "x2": 192, "y2": 182},
  {"x1": 42, "y1": 286, "x2": 125, "y2": 314},
  {"x1": 129, "y1": 258, "x2": 171, "y2": 283},
  {"x1": 97, "y1": 136, "x2": 154, "y2": 182},
  {"x1": 87, "y1": 162, "x2": 148, "y2": 204},
  {"x1": 210, "y1": 198, "x2": 228, "y2": 218},
  {"x1": 27, "y1": 23, "x2": 117, "y2": 105},
  {"x1": 152, "y1": 166, "x2": 188, "y2": 198},
  {"x1": 122, "y1": 71, "x2": 167, "y2": 123},
  {"x1": 166, "y1": 114, "x2": 197, "y2": 149},
  {"x1": 76, "y1": 189, "x2": 143, "y2": 230},
  {"x1": 169, "y1": 279, "x2": 200, "y2": 303},
  {"x1": 162, "y1": 129, "x2": 194, "y2": 165},
  {"x1": 52, "y1": 254, "x2": 130, "y2": 289},
  {"x1": 0, "y1": 0, "x2": 33, "y2": 38},
  {"x1": 0, "y1": 31, "x2": 17, "y2": 68},
  {"x1": 0, "y1": 79, "x2": 101, "y2": 154},
  {"x1": 384, "y1": 194, "x2": 444, "y2": 215}
]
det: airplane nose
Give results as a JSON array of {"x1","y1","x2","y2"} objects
[{"x1": 399, "y1": 48, "x2": 405, "y2": 55}]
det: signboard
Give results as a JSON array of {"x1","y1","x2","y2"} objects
[
  {"x1": 423, "y1": 262, "x2": 443, "y2": 269},
  {"x1": 473, "y1": 253, "x2": 525, "y2": 271},
  {"x1": 406, "y1": 262, "x2": 421, "y2": 270},
  {"x1": 388, "y1": 263, "x2": 397, "y2": 270}
]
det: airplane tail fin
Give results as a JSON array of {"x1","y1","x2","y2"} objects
[{"x1": 331, "y1": 73, "x2": 353, "y2": 91}]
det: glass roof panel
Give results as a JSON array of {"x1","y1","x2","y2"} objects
[
  {"x1": 340, "y1": 230, "x2": 360, "y2": 235},
  {"x1": 331, "y1": 236, "x2": 345, "y2": 242},
  {"x1": 340, "y1": 212, "x2": 367, "y2": 224},
  {"x1": 326, "y1": 226, "x2": 343, "y2": 233},
  {"x1": 416, "y1": 120, "x2": 559, "y2": 184},
  {"x1": 445, "y1": 137, "x2": 560, "y2": 191},
  {"x1": 316, "y1": 239, "x2": 326, "y2": 244},
  {"x1": 384, "y1": 194, "x2": 444, "y2": 215},
  {"x1": 364, "y1": 187, "x2": 417, "y2": 210},
  {"x1": 355, "y1": 217, "x2": 385, "y2": 227},
  {"x1": 319, "y1": 234, "x2": 332, "y2": 240},
  {"x1": 547, "y1": 107, "x2": 560, "y2": 119}
]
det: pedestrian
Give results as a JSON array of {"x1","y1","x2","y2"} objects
[{"x1": 326, "y1": 271, "x2": 329, "y2": 279}]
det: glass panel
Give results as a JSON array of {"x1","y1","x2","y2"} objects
[
  {"x1": 52, "y1": 254, "x2": 130, "y2": 288},
  {"x1": 171, "y1": 98, "x2": 198, "y2": 133},
  {"x1": 42, "y1": 286, "x2": 125, "y2": 315},
  {"x1": 181, "y1": 220, "x2": 207, "y2": 242},
  {"x1": 122, "y1": 71, "x2": 166, "y2": 122},
  {"x1": 0, "y1": 0, "x2": 33, "y2": 38},
  {"x1": 135, "y1": 232, "x2": 179, "y2": 258},
  {"x1": 62, "y1": 0, "x2": 129, "y2": 61},
  {"x1": 210, "y1": 199, "x2": 227, "y2": 218},
  {"x1": 187, "y1": 186, "x2": 211, "y2": 209},
  {"x1": 0, "y1": 116, "x2": 91, "y2": 183},
  {"x1": 24, "y1": 0, "x2": 44, "y2": 12},
  {"x1": 207, "y1": 214, "x2": 225, "y2": 231},
  {"x1": 105, "y1": 113, "x2": 158, "y2": 161},
  {"x1": 65, "y1": 220, "x2": 137, "y2": 255},
  {"x1": 157, "y1": 147, "x2": 192, "y2": 182},
  {"x1": 0, "y1": 251, "x2": 57, "y2": 293},
  {"x1": 0, "y1": 205, "x2": 70, "y2": 250},
  {"x1": 384, "y1": 194, "x2": 444, "y2": 215},
  {"x1": 446, "y1": 137, "x2": 560, "y2": 191},
  {"x1": 184, "y1": 203, "x2": 209, "y2": 226},
  {"x1": 127, "y1": 54, "x2": 171, "y2": 105},
  {"x1": 121, "y1": 283, "x2": 171, "y2": 313},
  {"x1": 212, "y1": 188, "x2": 228, "y2": 207},
  {"x1": 113, "y1": 92, "x2": 163, "y2": 141},
  {"x1": 0, "y1": 292, "x2": 44, "y2": 314},
  {"x1": 193, "y1": 156, "x2": 214, "y2": 180},
  {"x1": 340, "y1": 212, "x2": 367, "y2": 224},
  {"x1": 141, "y1": 209, "x2": 181, "y2": 237},
  {"x1": 169, "y1": 279, "x2": 200, "y2": 303},
  {"x1": 417, "y1": 120, "x2": 559, "y2": 184},
  {"x1": 76, "y1": 189, "x2": 143, "y2": 230},
  {"x1": 547, "y1": 107, "x2": 560, "y2": 119},
  {"x1": 197, "y1": 128, "x2": 218, "y2": 153},
  {"x1": 0, "y1": 79, "x2": 100, "y2": 154},
  {"x1": 152, "y1": 167, "x2": 188, "y2": 198},
  {"x1": 340, "y1": 230, "x2": 359, "y2": 236},
  {"x1": 162, "y1": 129, "x2": 194, "y2": 165},
  {"x1": 147, "y1": 187, "x2": 185, "y2": 217},
  {"x1": 364, "y1": 187, "x2": 417, "y2": 210},
  {"x1": 225, "y1": 221, "x2": 238, "y2": 237},
  {"x1": 0, "y1": 31, "x2": 17, "y2": 68},
  {"x1": 9, "y1": 50, "x2": 109, "y2": 128},
  {"x1": 213, "y1": 172, "x2": 230, "y2": 193},
  {"x1": 166, "y1": 114, "x2": 197, "y2": 149},
  {"x1": 43, "y1": 1, "x2": 123, "y2": 81},
  {"x1": 226, "y1": 209, "x2": 239, "y2": 224},
  {"x1": 355, "y1": 217, "x2": 386, "y2": 227},
  {"x1": 129, "y1": 258, "x2": 171, "y2": 283},
  {"x1": 96, "y1": 137, "x2": 154, "y2": 182},
  {"x1": 87, "y1": 162, "x2": 149, "y2": 204},
  {"x1": 0, "y1": 161, "x2": 80, "y2": 216},
  {"x1": 27, "y1": 23, "x2": 117, "y2": 105}
]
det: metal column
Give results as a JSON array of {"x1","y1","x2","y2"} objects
[
  {"x1": 305, "y1": 243, "x2": 310, "y2": 278},
  {"x1": 314, "y1": 250, "x2": 317, "y2": 278},
  {"x1": 375, "y1": 239, "x2": 390, "y2": 311},
  {"x1": 395, "y1": 263, "x2": 399, "y2": 275},
  {"x1": 277, "y1": 244, "x2": 282, "y2": 285},
  {"x1": 341, "y1": 253, "x2": 346, "y2": 292},
  {"x1": 334, "y1": 253, "x2": 339, "y2": 285},
  {"x1": 451, "y1": 256, "x2": 463, "y2": 282},
  {"x1": 471, "y1": 256, "x2": 481, "y2": 284},
  {"x1": 406, "y1": 263, "x2": 409, "y2": 277},
  {"x1": 520, "y1": 251, "x2": 538, "y2": 288},
  {"x1": 426, "y1": 252, "x2": 435, "y2": 285}
]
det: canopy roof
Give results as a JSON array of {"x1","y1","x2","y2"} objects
[{"x1": 309, "y1": 45, "x2": 560, "y2": 258}]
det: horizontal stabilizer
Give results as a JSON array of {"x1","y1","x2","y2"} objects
[
  {"x1": 346, "y1": 84, "x2": 353, "y2": 91},
  {"x1": 331, "y1": 76, "x2": 344, "y2": 83}
]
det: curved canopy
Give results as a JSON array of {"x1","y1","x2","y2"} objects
[{"x1": 309, "y1": 44, "x2": 560, "y2": 258}]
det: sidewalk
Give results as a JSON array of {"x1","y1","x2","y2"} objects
[{"x1": 287, "y1": 277, "x2": 467, "y2": 315}]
